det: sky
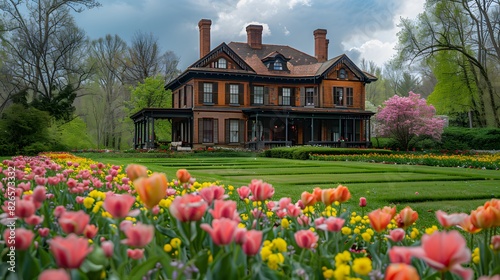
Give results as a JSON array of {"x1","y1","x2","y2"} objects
[{"x1": 73, "y1": 0, "x2": 426, "y2": 71}]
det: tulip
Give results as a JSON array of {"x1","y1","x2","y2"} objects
[
  {"x1": 25, "y1": 214, "x2": 44, "y2": 226},
  {"x1": 294, "y1": 229, "x2": 318, "y2": 249},
  {"x1": 368, "y1": 208, "x2": 393, "y2": 233},
  {"x1": 278, "y1": 197, "x2": 291, "y2": 210},
  {"x1": 248, "y1": 179, "x2": 275, "y2": 201},
  {"x1": 58, "y1": 210, "x2": 90, "y2": 235},
  {"x1": 32, "y1": 185, "x2": 46, "y2": 202},
  {"x1": 320, "y1": 188, "x2": 336, "y2": 205},
  {"x1": 395, "y1": 206, "x2": 418, "y2": 229},
  {"x1": 103, "y1": 193, "x2": 136, "y2": 219},
  {"x1": 412, "y1": 230, "x2": 473, "y2": 280},
  {"x1": 359, "y1": 197, "x2": 367, "y2": 207},
  {"x1": 382, "y1": 206, "x2": 397, "y2": 218},
  {"x1": 38, "y1": 227, "x2": 50, "y2": 238},
  {"x1": 127, "y1": 248, "x2": 144, "y2": 260},
  {"x1": 209, "y1": 200, "x2": 239, "y2": 221},
  {"x1": 176, "y1": 169, "x2": 191, "y2": 183},
  {"x1": 199, "y1": 185, "x2": 225, "y2": 206},
  {"x1": 332, "y1": 185, "x2": 351, "y2": 203},
  {"x1": 492, "y1": 235, "x2": 500, "y2": 252},
  {"x1": 169, "y1": 193, "x2": 208, "y2": 222},
  {"x1": 387, "y1": 228, "x2": 406, "y2": 242},
  {"x1": 121, "y1": 222, "x2": 155, "y2": 248},
  {"x1": 49, "y1": 234, "x2": 93, "y2": 269},
  {"x1": 237, "y1": 186, "x2": 251, "y2": 200},
  {"x1": 14, "y1": 199, "x2": 35, "y2": 218},
  {"x1": 317, "y1": 217, "x2": 345, "y2": 232},
  {"x1": 300, "y1": 191, "x2": 316, "y2": 207},
  {"x1": 84, "y1": 224, "x2": 98, "y2": 239},
  {"x1": 3, "y1": 228, "x2": 34, "y2": 250},
  {"x1": 385, "y1": 264, "x2": 420, "y2": 280},
  {"x1": 38, "y1": 269, "x2": 70, "y2": 280},
  {"x1": 457, "y1": 215, "x2": 482, "y2": 234},
  {"x1": 242, "y1": 230, "x2": 263, "y2": 256},
  {"x1": 388, "y1": 246, "x2": 421, "y2": 264},
  {"x1": 53, "y1": 205, "x2": 66, "y2": 218},
  {"x1": 200, "y1": 218, "x2": 238, "y2": 246},
  {"x1": 101, "y1": 240, "x2": 114, "y2": 258},
  {"x1": 125, "y1": 164, "x2": 148, "y2": 181},
  {"x1": 133, "y1": 172, "x2": 168, "y2": 209},
  {"x1": 435, "y1": 210, "x2": 468, "y2": 229},
  {"x1": 312, "y1": 187, "x2": 323, "y2": 202}
]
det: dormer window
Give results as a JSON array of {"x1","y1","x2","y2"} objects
[
  {"x1": 338, "y1": 68, "x2": 347, "y2": 79},
  {"x1": 217, "y1": 58, "x2": 227, "y2": 69},
  {"x1": 274, "y1": 60, "x2": 283, "y2": 70}
]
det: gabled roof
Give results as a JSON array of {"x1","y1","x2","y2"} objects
[
  {"x1": 316, "y1": 54, "x2": 378, "y2": 82},
  {"x1": 188, "y1": 42, "x2": 254, "y2": 72},
  {"x1": 228, "y1": 42, "x2": 317, "y2": 66}
]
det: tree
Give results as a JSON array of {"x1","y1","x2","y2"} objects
[
  {"x1": 375, "y1": 92, "x2": 446, "y2": 150},
  {"x1": 0, "y1": 0, "x2": 100, "y2": 120}
]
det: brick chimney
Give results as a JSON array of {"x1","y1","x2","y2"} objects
[
  {"x1": 246, "y1": 25, "x2": 263, "y2": 49},
  {"x1": 198, "y1": 19, "x2": 212, "y2": 58},
  {"x1": 314, "y1": 29, "x2": 328, "y2": 62}
]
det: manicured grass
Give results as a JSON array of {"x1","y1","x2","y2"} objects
[{"x1": 83, "y1": 154, "x2": 500, "y2": 229}]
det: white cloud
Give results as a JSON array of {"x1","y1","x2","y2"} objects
[{"x1": 347, "y1": 40, "x2": 396, "y2": 66}]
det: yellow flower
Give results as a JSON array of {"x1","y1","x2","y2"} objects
[
  {"x1": 333, "y1": 264, "x2": 350, "y2": 280},
  {"x1": 281, "y1": 218, "x2": 290, "y2": 229},
  {"x1": 83, "y1": 197, "x2": 95, "y2": 209},
  {"x1": 267, "y1": 253, "x2": 284, "y2": 270},
  {"x1": 425, "y1": 225, "x2": 438, "y2": 235},
  {"x1": 163, "y1": 244, "x2": 172, "y2": 253},
  {"x1": 272, "y1": 238, "x2": 287, "y2": 253},
  {"x1": 260, "y1": 246, "x2": 272, "y2": 261},
  {"x1": 266, "y1": 211, "x2": 274, "y2": 218},
  {"x1": 323, "y1": 269, "x2": 335, "y2": 279},
  {"x1": 170, "y1": 238, "x2": 181, "y2": 249},
  {"x1": 341, "y1": 227, "x2": 352, "y2": 235},
  {"x1": 125, "y1": 217, "x2": 136, "y2": 222},
  {"x1": 335, "y1": 251, "x2": 352, "y2": 265},
  {"x1": 352, "y1": 257, "x2": 372, "y2": 276},
  {"x1": 238, "y1": 223, "x2": 246, "y2": 228},
  {"x1": 159, "y1": 198, "x2": 172, "y2": 208},
  {"x1": 472, "y1": 247, "x2": 480, "y2": 264},
  {"x1": 365, "y1": 228, "x2": 374, "y2": 235},
  {"x1": 361, "y1": 232, "x2": 372, "y2": 242},
  {"x1": 353, "y1": 228, "x2": 361, "y2": 235},
  {"x1": 228, "y1": 185, "x2": 234, "y2": 191}
]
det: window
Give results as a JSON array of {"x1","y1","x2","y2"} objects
[
  {"x1": 253, "y1": 86, "x2": 264, "y2": 105},
  {"x1": 274, "y1": 60, "x2": 283, "y2": 70},
  {"x1": 334, "y1": 87, "x2": 343, "y2": 106},
  {"x1": 346, "y1": 88, "x2": 353, "y2": 106},
  {"x1": 279, "y1": 87, "x2": 292, "y2": 106},
  {"x1": 305, "y1": 87, "x2": 315, "y2": 106},
  {"x1": 217, "y1": 58, "x2": 227, "y2": 69},
  {"x1": 229, "y1": 84, "x2": 239, "y2": 104},
  {"x1": 203, "y1": 83, "x2": 213, "y2": 103},
  {"x1": 229, "y1": 120, "x2": 239, "y2": 143},
  {"x1": 338, "y1": 68, "x2": 347, "y2": 79},
  {"x1": 198, "y1": 118, "x2": 218, "y2": 143}
]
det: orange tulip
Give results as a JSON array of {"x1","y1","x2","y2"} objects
[
  {"x1": 176, "y1": 169, "x2": 191, "y2": 183},
  {"x1": 385, "y1": 264, "x2": 420, "y2": 280},
  {"x1": 470, "y1": 205, "x2": 496, "y2": 229},
  {"x1": 395, "y1": 206, "x2": 418, "y2": 229},
  {"x1": 382, "y1": 206, "x2": 397, "y2": 218},
  {"x1": 368, "y1": 208, "x2": 393, "y2": 233},
  {"x1": 300, "y1": 191, "x2": 316, "y2": 207},
  {"x1": 320, "y1": 188, "x2": 336, "y2": 205},
  {"x1": 457, "y1": 215, "x2": 482, "y2": 234},
  {"x1": 49, "y1": 234, "x2": 93, "y2": 269},
  {"x1": 313, "y1": 187, "x2": 323, "y2": 202},
  {"x1": 332, "y1": 185, "x2": 351, "y2": 203},
  {"x1": 133, "y1": 173, "x2": 168, "y2": 209},
  {"x1": 484, "y1": 199, "x2": 500, "y2": 226},
  {"x1": 125, "y1": 164, "x2": 148, "y2": 181}
]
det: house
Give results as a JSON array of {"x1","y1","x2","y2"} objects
[{"x1": 131, "y1": 19, "x2": 377, "y2": 150}]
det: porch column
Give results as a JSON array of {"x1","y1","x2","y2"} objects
[
  {"x1": 285, "y1": 117, "x2": 288, "y2": 144},
  {"x1": 353, "y1": 118, "x2": 356, "y2": 141},
  {"x1": 151, "y1": 116, "x2": 155, "y2": 148},
  {"x1": 310, "y1": 118, "x2": 314, "y2": 142},
  {"x1": 145, "y1": 117, "x2": 149, "y2": 149},
  {"x1": 134, "y1": 122, "x2": 137, "y2": 148}
]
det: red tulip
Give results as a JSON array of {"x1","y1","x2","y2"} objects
[
  {"x1": 368, "y1": 208, "x2": 393, "y2": 233},
  {"x1": 201, "y1": 218, "x2": 238, "y2": 246},
  {"x1": 38, "y1": 269, "x2": 70, "y2": 280},
  {"x1": 395, "y1": 206, "x2": 418, "y2": 229},
  {"x1": 435, "y1": 210, "x2": 467, "y2": 229},
  {"x1": 125, "y1": 164, "x2": 148, "y2": 181},
  {"x1": 242, "y1": 230, "x2": 263, "y2": 256},
  {"x1": 58, "y1": 210, "x2": 90, "y2": 235},
  {"x1": 3, "y1": 228, "x2": 34, "y2": 250},
  {"x1": 127, "y1": 248, "x2": 144, "y2": 260},
  {"x1": 49, "y1": 234, "x2": 93, "y2": 269},
  {"x1": 359, "y1": 197, "x2": 367, "y2": 207},
  {"x1": 412, "y1": 230, "x2": 473, "y2": 280},
  {"x1": 133, "y1": 173, "x2": 168, "y2": 209},
  {"x1": 385, "y1": 264, "x2": 420, "y2": 280},
  {"x1": 103, "y1": 193, "x2": 136, "y2": 219},
  {"x1": 176, "y1": 169, "x2": 191, "y2": 183},
  {"x1": 248, "y1": 179, "x2": 274, "y2": 201},
  {"x1": 121, "y1": 222, "x2": 154, "y2": 248},
  {"x1": 294, "y1": 229, "x2": 318, "y2": 249},
  {"x1": 169, "y1": 193, "x2": 208, "y2": 222}
]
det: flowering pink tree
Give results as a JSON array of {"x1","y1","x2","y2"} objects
[{"x1": 375, "y1": 92, "x2": 445, "y2": 150}]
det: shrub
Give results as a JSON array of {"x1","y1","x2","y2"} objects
[
  {"x1": 440, "y1": 127, "x2": 500, "y2": 150},
  {"x1": 263, "y1": 146, "x2": 393, "y2": 160}
]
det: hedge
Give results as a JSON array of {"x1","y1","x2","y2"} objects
[{"x1": 262, "y1": 146, "x2": 393, "y2": 160}]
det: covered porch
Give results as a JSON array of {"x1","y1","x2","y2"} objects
[
  {"x1": 243, "y1": 108, "x2": 374, "y2": 150},
  {"x1": 130, "y1": 108, "x2": 193, "y2": 149}
]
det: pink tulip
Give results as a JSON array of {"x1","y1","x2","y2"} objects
[
  {"x1": 491, "y1": 235, "x2": 500, "y2": 251},
  {"x1": 3, "y1": 228, "x2": 34, "y2": 250},
  {"x1": 53, "y1": 205, "x2": 66, "y2": 218},
  {"x1": 14, "y1": 199, "x2": 35, "y2": 218},
  {"x1": 121, "y1": 222, "x2": 154, "y2": 248},
  {"x1": 387, "y1": 228, "x2": 406, "y2": 242},
  {"x1": 395, "y1": 206, "x2": 418, "y2": 229},
  {"x1": 317, "y1": 217, "x2": 345, "y2": 232},
  {"x1": 435, "y1": 210, "x2": 467, "y2": 229},
  {"x1": 103, "y1": 193, "x2": 136, "y2": 219},
  {"x1": 359, "y1": 197, "x2": 367, "y2": 207},
  {"x1": 242, "y1": 230, "x2": 263, "y2": 256},
  {"x1": 127, "y1": 248, "x2": 144, "y2": 260},
  {"x1": 389, "y1": 246, "x2": 421, "y2": 264},
  {"x1": 294, "y1": 230, "x2": 318, "y2": 249},
  {"x1": 200, "y1": 218, "x2": 238, "y2": 246},
  {"x1": 38, "y1": 227, "x2": 50, "y2": 238},
  {"x1": 412, "y1": 230, "x2": 473, "y2": 280},
  {"x1": 247, "y1": 179, "x2": 274, "y2": 201},
  {"x1": 101, "y1": 240, "x2": 114, "y2": 258},
  {"x1": 237, "y1": 186, "x2": 251, "y2": 200},
  {"x1": 209, "y1": 200, "x2": 239, "y2": 221},
  {"x1": 25, "y1": 214, "x2": 44, "y2": 226},
  {"x1": 32, "y1": 186, "x2": 46, "y2": 202},
  {"x1": 169, "y1": 194, "x2": 208, "y2": 222},
  {"x1": 84, "y1": 224, "x2": 98, "y2": 239},
  {"x1": 58, "y1": 210, "x2": 90, "y2": 235},
  {"x1": 49, "y1": 234, "x2": 93, "y2": 269},
  {"x1": 38, "y1": 269, "x2": 70, "y2": 280}
]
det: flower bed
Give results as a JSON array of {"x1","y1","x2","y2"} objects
[
  {"x1": 310, "y1": 152, "x2": 500, "y2": 170},
  {"x1": 0, "y1": 152, "x2": 499, "y2": 279}
]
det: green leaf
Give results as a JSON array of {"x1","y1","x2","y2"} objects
[
  {"x1": 128, "y1": 256, "x2": 162, "y2": 280},
  {"x1": 155, "y1": 225, "x2": 178, "y2": 238}
]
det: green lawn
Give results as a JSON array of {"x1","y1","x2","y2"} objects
[{"x1": 81, "y1": 154, "x2": 500, "y2": 229}]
